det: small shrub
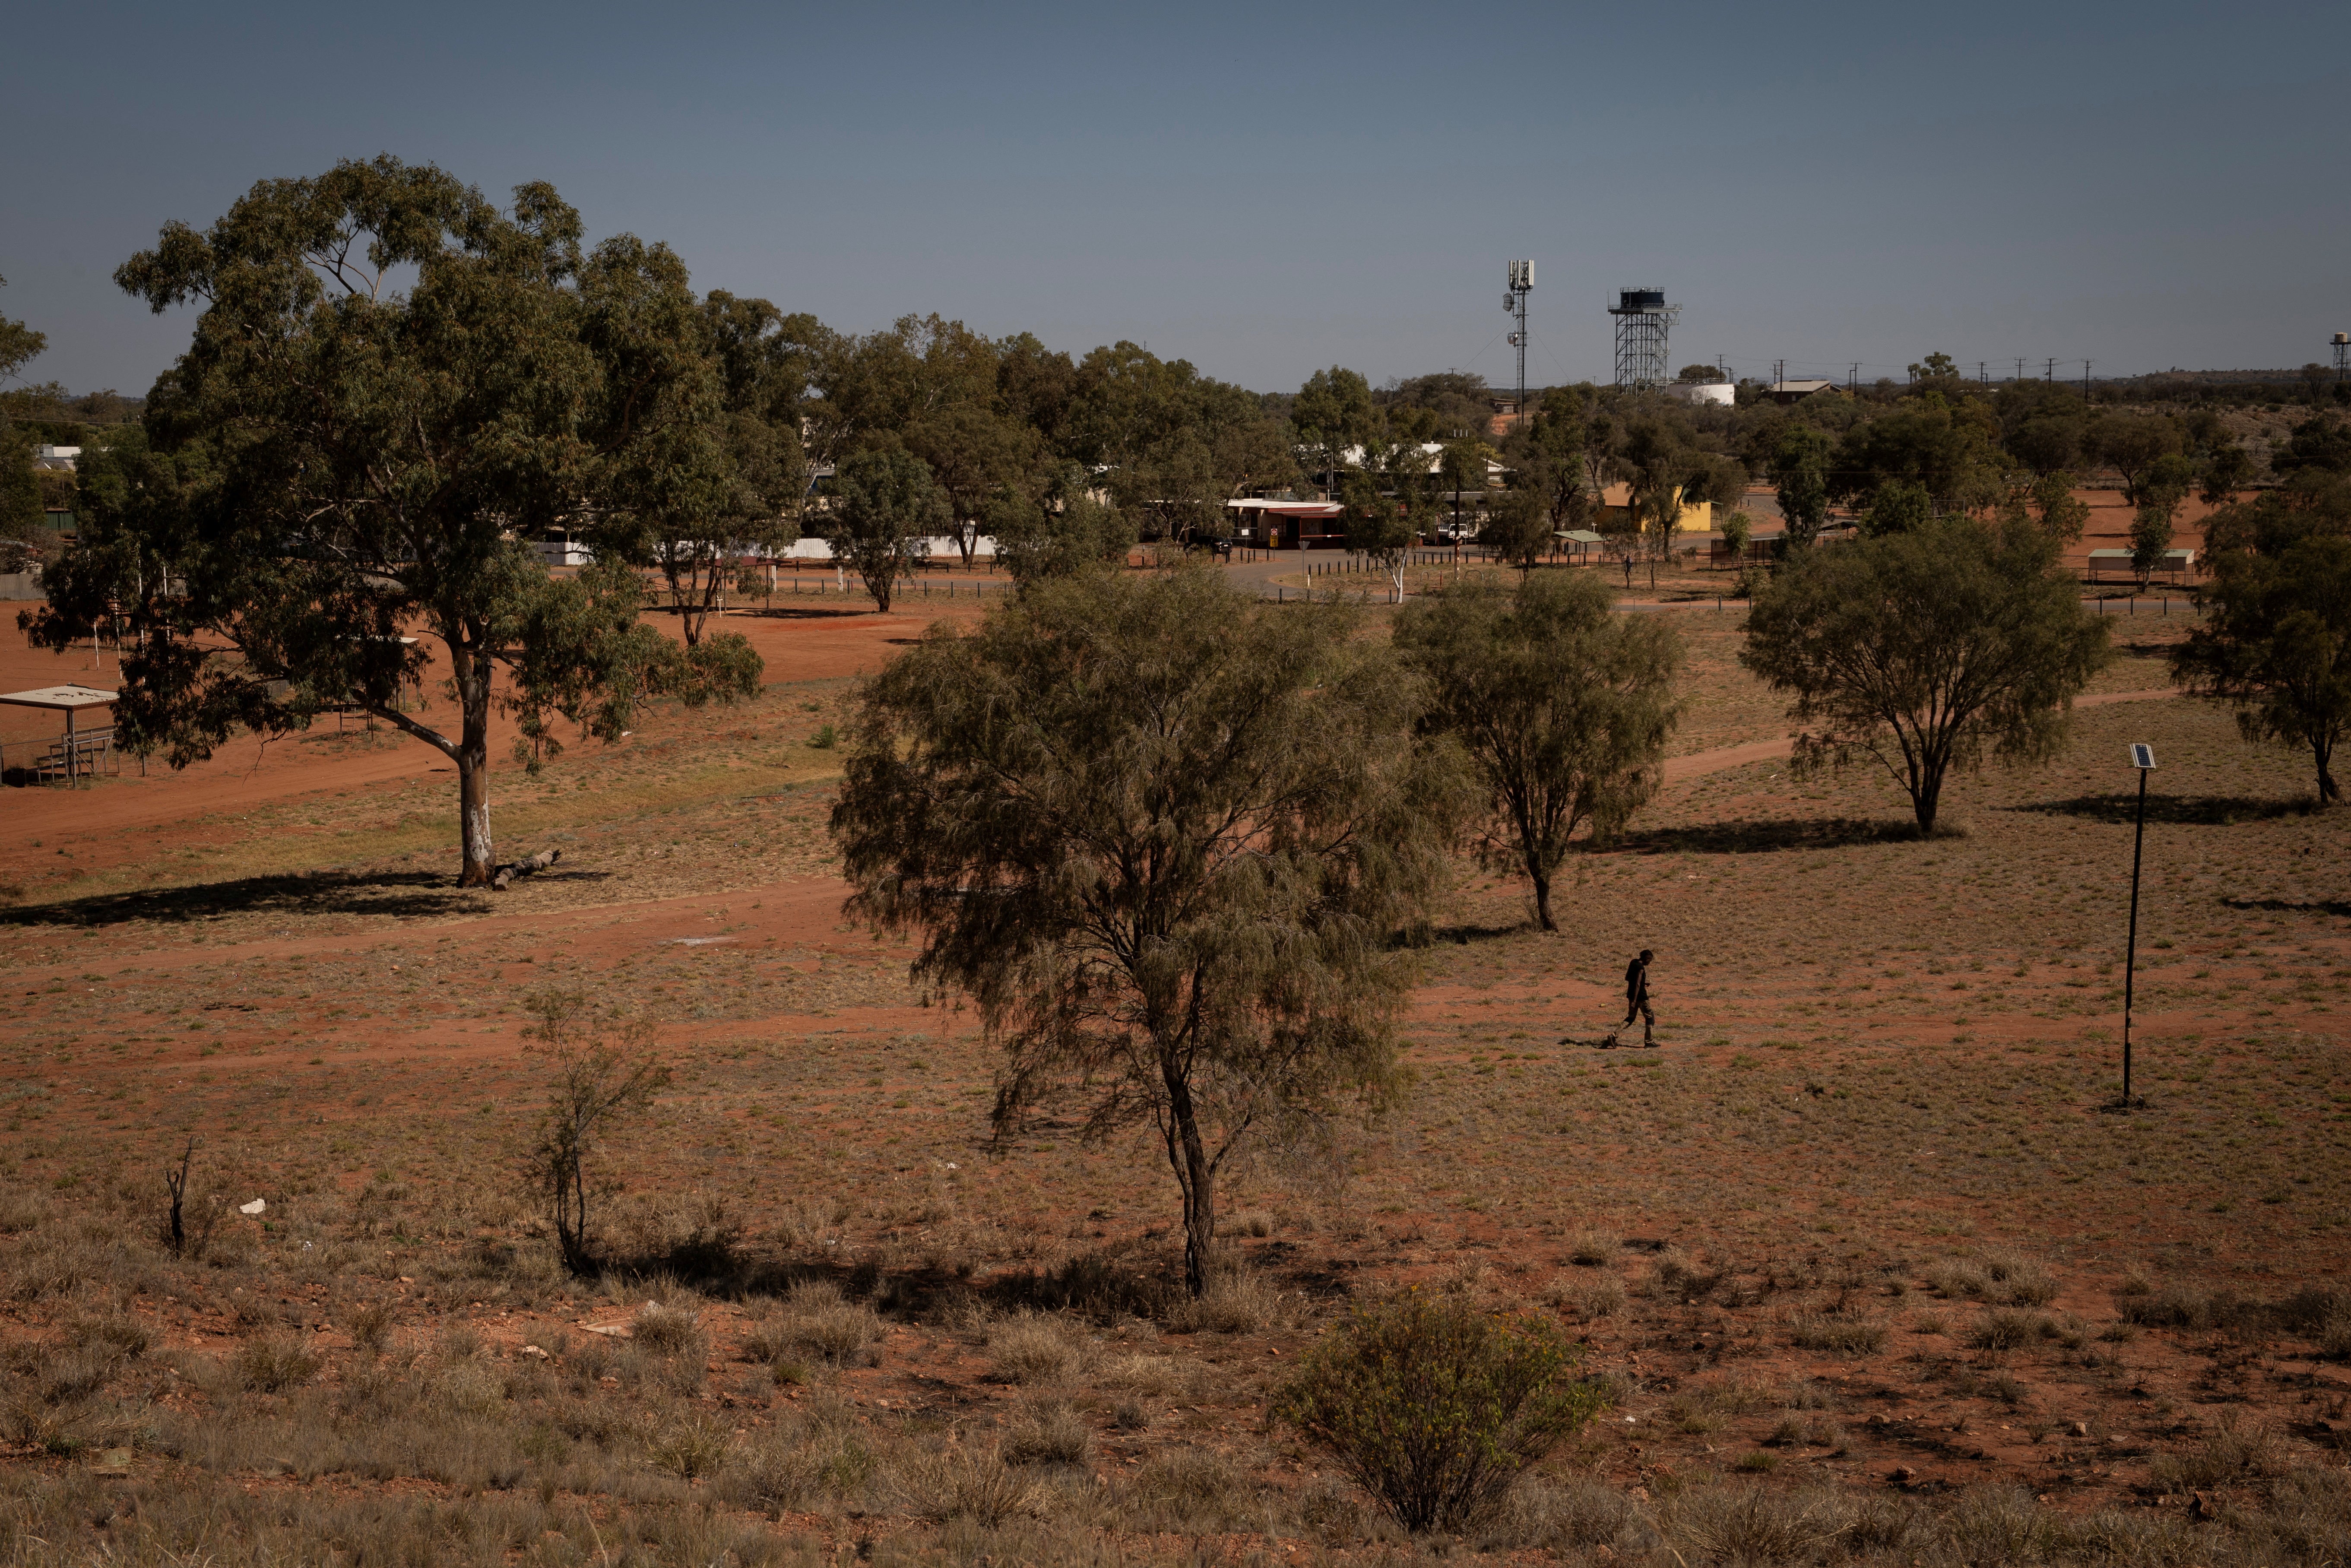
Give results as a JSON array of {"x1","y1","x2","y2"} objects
[
  {"x1": 347, "y1": 1301, "x2": 395, "y2": 1354},
  {"x1": 234, "y1": 1333, "x2": 319, "y2": 1393},
  {"x1": 1970, "y1": 1310, "x2": 2055, "y2": 1351},
  {"x1": 2120, "y1": 1285, "x2": 2219, "y2": 1330},
  {"x1": 892, "y1": 1443, "x2": 1039, "y2": 1526},
  {"x1": 1567, "y1": 1231, "x2": 1618, "y2": 1267},
  {"x1": 632, "y1": 1300, "x2": 704, "y2": 1356},
  {"x1": 986, "y1": 1312, "x2": 1086, "y2": 1384},
  {"x1": 1003, "y1": 1400, "x2": 1089, "y2": 1466},
  {"x1": 1736, "y1": 1449, "x2": 1779, "y2": 1472},
  {"x1": 1122, "y1": 1451, "x2": 1246, "y2": 1530},
  {"x1": 1546, "y1": 1273, "x2": 1625, "y2": 1320},
  {"x1": 2150, "y1": 1415, "x2": 2288, "y2": 1492},
  {"x1": 1226, "y1": 1208, "x2": 1275, "y2": 1238},
  {"x1": 1166, "y1": 1269, "x2": 1283, "y2": 1334},
  {"x1": 1789, "y1": 1313, "x2": 1888, "y2": 1354},
  {"x1": 747, "y1": 1282, "x2": 881, "y2": 1366},
  {"x1": 1478, "y1": 1475, "x2": 1630, "y2": 1552},
  {"x1": 646, "y1": 1415, "x2": 734, "y2": 1480},
  {"x1": 1663, "y1": 1486, "x2": 1851, "y2": 1563},
  {"x1": 1276, "y1": 1291, "x2": 1604, "y2": 1534}
]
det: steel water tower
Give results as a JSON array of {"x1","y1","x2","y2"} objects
[
  {"x1": 1610, "y1": 287, "x2": 1679, "y2": 392},
  {"x1": 2334, "y1": 331, "x2": 2349, "y2": 383}
]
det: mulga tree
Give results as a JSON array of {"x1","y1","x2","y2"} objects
[
  {"x1": 20, "y1": 158, "x2": 760, "y2": 886},
  {"x1": 2173, "y1": 534, "x2": 2351, "y2": 806},
  {"x1": 1742, "y1": 518, "x2": 2111, "y2": 835},
  {"x1": 831, "y1": 566, "x2": 1462, "y2": 1296},
  {"x1": 1395, "y1": 570, "x2": 1682, "y2": 931},
  {"x1": 827, "y1": 446, "x2": 948, "y2": 611}
]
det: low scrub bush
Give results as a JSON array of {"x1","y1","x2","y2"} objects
[
  {"x1": 2151, "y1": 1415, "x2": 2289, "y2": 1492},
  {"x1": 746, "y1": 1281, "x2": 882, "y2": 1366},
  {"x1": 1969, "y1": 1310, "x2": 2056, "y2": 1351},
  {"x1": 1277, "y1": 1291, "x2": 1604, "y2": 1534},
  {"x1": 1566, "y1": 1231, "x2": 1619, "y2": 1267},
  {"x1": 1165, "y1": 1268, "x2": 1285, "y2": 1334},
  {"x1": 235, "y1": 1333, "x2": 320, "y2": 1392},
  {"x1": 1788, "y1": 1312, "x2": 1888, "y2": 1354},
  {"x1": 1003, "y1": 1400, "x2": 1090, "y2": 1466},
  {"x1": 646, "y1": 1414, "x2": 734, "y2": 1480},
  {"x1": 631, "y1": 1301, "x2": 704, "y2": 1357},
  {"x1": 986, "y1": 1312, "x2": 1088, "y2": 1384},
  {"x1": 892, "y1": 1442, "x2": 1041, "y2": 1526}
]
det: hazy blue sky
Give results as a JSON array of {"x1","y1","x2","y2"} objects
[{"x1": 4, "y1": 0, "x2": 2345, "y2": 397}]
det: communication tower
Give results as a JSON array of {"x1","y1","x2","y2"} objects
[
  {"x1": 1504, "y1": 261, "x2": 1533, "y2": 412},
  {"x1": 2334, "y1": 332, "x2": 2349, "y2": 383},
  {"x1": 1609, "y1": 287, "x2": 1679, "y2": 392}
]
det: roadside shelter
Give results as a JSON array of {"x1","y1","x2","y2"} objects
[{"x1": 0, "y1": 684, "x2": 119, "y2": 784}]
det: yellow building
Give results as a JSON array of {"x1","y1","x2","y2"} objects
[{"x1": 1597, "y1": 482, "x2": 1712, "y2": 534}]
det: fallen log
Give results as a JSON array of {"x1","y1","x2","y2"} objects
[{"x1": 491, "y1": 848, "x2": 561, "y2": 890}]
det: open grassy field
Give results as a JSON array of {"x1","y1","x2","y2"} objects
[{"x1": 1, "y1": 570, "x2": 2346, "y2": 1566}]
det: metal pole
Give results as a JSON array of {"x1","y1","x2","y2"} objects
[{"x1": 2123, "y1": 766, "x2": 2148, "y2": 1105}]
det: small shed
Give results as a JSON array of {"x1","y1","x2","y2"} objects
[{"x1": 2087, "y1": 547, "x2": 2197, "y2": 583}]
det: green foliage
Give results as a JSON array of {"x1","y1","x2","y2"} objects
[
  {"x1": 0, "y1": 271, "x2": 45, "y2": 384},
  {"x1": 1860, "y1": 480, "x2": 1932, "y2": 537},
  {"x1": 828, "y1": 446, "x2": 948, "y2": 611},
  {"x1": 2085, "y1": 412, "x2": 2183, "y2": 505},
  {"x1": 988, "y1": 469, "x2": 1133, "y2": 587},
  {"x1": 2173, "y1": 535, "x2": 2351, "y2": 805},
  {"x1": 1483, "y1": 487, "x2": 1556, "y2": 574},
  {"x1": 2130, "y1": 498, "x2": 2180, "y2": 587},
  {"x1": 16, "y1": 158, "x2": 761, "y2": 884},
  {"x1": 1396, "y1": 571, "x2": 1682, "y2": 930},
  {"x1": 1742, "y1": 519, "x2": 2111, "y2": 834},
  {"x1": 1341, "y1": 452, "x2": 1420, "y2": 599},
  {"x1": 1769, "y1": 425, "x2": 1832, "y2": 550},
  {"x1": 2029, "y1": 472, "x2": 2091, "y2": 545},
  {"x1": 577, "y1": 239, "x2": 805, "y2": 647},
  {"x1": 1277, "y1": 1292, "x2": 1604, "y2": 1535},
  {"x1": 1830, "y1": 395, "x2": 2006, "y2": 513},
  {"x1": 831, "y1": 566, "x2": 1461, "y2": 1295},
  {"x1": 1718, "y1": 510, "x2": 1752, "y2": 561}
]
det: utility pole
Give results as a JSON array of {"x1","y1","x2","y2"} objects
[
  {"x1": 2082, "y1": 359, "x2": 2092, "y2": 399},
  {"x1": 1774, "y1": 358, "x2": 1785, "y2": 394},
  {"x1": 2014, "y1": 357, "x2": 2026, "y2": 383},
  {"x1": 2045, "y1": 358, "x2": 2056, "y2": 383},
  {"x1": 1849, "y1": 362, "x2": 1859, "y2": 393},
  {"x1": 1978, "y1": 361, "x2": 1987, "y2": 384}
]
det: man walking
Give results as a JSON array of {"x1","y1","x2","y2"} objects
[{"x1": 1617, "y1": 949, "x2": 1656, "y2": 1048}]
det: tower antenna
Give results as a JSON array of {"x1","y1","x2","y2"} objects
[{"x1": 1504, "y1": 261, "x2": 1533, "y2": 413}]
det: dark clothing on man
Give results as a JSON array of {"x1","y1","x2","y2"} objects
[{"x1": 1622, "y1": 956, "x2": 1655, "y2": 1045}]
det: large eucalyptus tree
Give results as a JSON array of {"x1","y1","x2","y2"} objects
[{"x1": 25, "y1": 158, "x2": 760, "y2": 885}]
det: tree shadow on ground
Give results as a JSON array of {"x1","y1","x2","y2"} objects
[
  {"x1": 1612, "y1": 817, "x2": 1923, "y2": 855},
  {"x1": 0, "y1": 866, "x2": 609, "y2": 929},
  {"x1": 730, "y1": 605, "x2": 878, "y2": 621},
  {"x1": 2011, "y1": 793, "x2": 2317, "y2": 827},
  {"x1": 2224, "y1": 896, "x2": 2351, "y2": 919}
]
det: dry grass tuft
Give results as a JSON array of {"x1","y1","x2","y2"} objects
[
  {"x1": 234, "y1": 1333, "x2": 319, "y2": 1392},
  {"x1": 1003, "y1": 1400, "x2": 1090, "y2": 1466},
  {"x1": 986, "y1": 1312, "x2": 1090, "y2": 1384},
  {"x1": 1164, "y1": 1269, "x2": 1287, "y2": 1335},
  {"x1": 892, "y1": 1441, "x2": 1042, "y2": 1526},
  {"x1": 1787, "y1": 1313, "x2": 1888, "y2": 1355}
]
